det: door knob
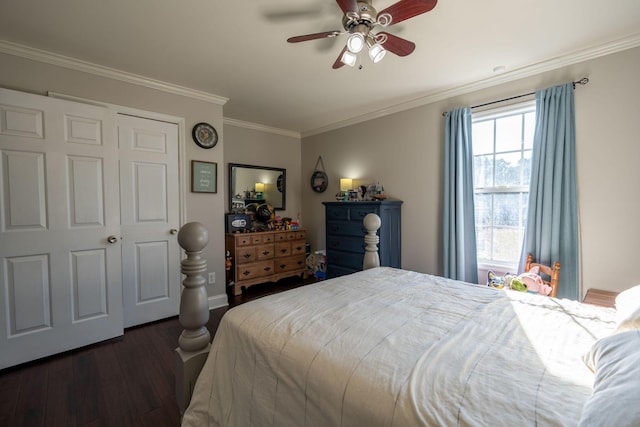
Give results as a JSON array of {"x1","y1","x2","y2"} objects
[
  {"x1": 170, "y1": 228, "x2": 178, "y2": 235},
  {"x1": 107, "y1": 235, "x2": 118, "y2": 244}
]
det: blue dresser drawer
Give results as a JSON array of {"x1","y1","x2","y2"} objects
[
  {"x1": 349, "y1": 205, "x2": 379, "y2": 221},
  {"x1": 327, "y1": 264, "x2": 358, "y2": 279},
  {"x1": 327, "y1": 235, "x2": 365, "y2": 253},
  {"x1": 326, "y1": 222, "x2": 366, "y2": 237},
  {"x1": 326, "y1": 205, "x2": 350, "y2": 221},
  {"x1": 327, "y1": 250, "x2": 363, "y2": 270}
]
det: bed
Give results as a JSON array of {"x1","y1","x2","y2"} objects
[{"x1": 180, "y1": 265, "x2": 640, "y2": 426}]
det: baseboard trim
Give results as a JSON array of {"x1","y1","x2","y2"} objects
[{"x1": 208, "y1": 294, "x2": 228, "y2": 310}]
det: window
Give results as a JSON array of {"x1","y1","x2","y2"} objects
[{"x1": 472, "y1": 102, "x2": 535, "y2": 270}]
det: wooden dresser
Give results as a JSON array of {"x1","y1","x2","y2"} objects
[
  {"x1": 323, "y1": 200, "x2": 402, "y2": 279},
  {"x1": 225, "y1": 229, "x2": 307, "y2": 295}
]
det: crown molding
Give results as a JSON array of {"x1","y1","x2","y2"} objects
[
  {"x1": 0, "y1": 40, "x2": 228, "y2": 106},
  {"x1": 224, "y1": 117, "x2": 301, "y2": 139},
  {"x1": 301, "y1": 33, "x2": 640, "y2": 138}
]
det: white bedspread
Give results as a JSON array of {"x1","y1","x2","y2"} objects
[{"x1": 182, "y1": 267, "x2": 616, "y2": 427}]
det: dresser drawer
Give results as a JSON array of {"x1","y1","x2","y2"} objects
[
  {"x1": 275, "y1": 242, "x2": 291, "y2": 257},
  {"x1": 236, "y1": 260, "x2": 274, "y2": 280},
  {"x1": 235, "y1": 235, "x2": 253, "y2": 246},
  {"x1": 290, "y1": 241, "x2": 306, "y2": 255},
  {"x1": 350, "y1": 205, "x2": 379, "y2": 221},
  {"x1": 327, "y1": 250, "x2": 363, "y2": 270},
  {"x1": 274, "y1": 254, "x2": 305, "y2": 273},
  {"x1": 286, "y1": 232, "x2": 298, "y2": 240},
  {"x1": 327, "y1": 264, "x2": 358, "y2": 279},
  {"x1": 256, "y1": 244, "x2": 274, "y2": 260},
  {"x1": 326, "y1": 205, "x2": 350, "y2": 221},
  {"x1": 236, "y1": 246, "x2": 256, "y2": 264},
  {"x1": 327, "y1": 235, "x2": 365, "y2": 253},
  {"x1": 327, "y1": 222, "x2": 366, "y2": 237}
]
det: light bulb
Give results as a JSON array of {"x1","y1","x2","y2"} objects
[{"x1": 346, "y1": 33, "x2": 365, "y2": 53}]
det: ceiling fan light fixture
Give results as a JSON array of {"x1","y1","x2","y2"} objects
[
  {"x1": 368, "y1": 43, "x2": 386, "y2": 63},
  {"x1": 346, "y1": 33, "x2": 365, "y2": 53},
  {"x1": 341, "y1": 50, "x2": 358, "y2": 67}
]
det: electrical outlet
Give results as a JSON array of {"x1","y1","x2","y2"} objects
[{"x1": 208, "y1": 272, "x2": 216, "y2": 284}]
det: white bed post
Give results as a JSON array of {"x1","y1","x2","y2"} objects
[
  {"x1": 363, "y1": 213, "x2": 381, "y2": 270},
  {"x1": 175, "y1": 222, "x2": 212, "y2": 415}
]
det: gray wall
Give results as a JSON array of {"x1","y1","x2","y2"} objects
[{"x1": 302, "y1": 46, "x2": 640, "y2": 297}]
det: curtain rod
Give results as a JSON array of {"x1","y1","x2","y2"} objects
[{"x1": 442, "y1": 77, "x2": 589, "y2": 117}]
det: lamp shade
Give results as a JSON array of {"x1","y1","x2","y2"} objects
[
  {"x1": 255, "y1": 182, "x2": 264, "y2": 192},
  {"x1": 341, "y1": 50, "x2": 357, "y2": 67},
  {"x1": 340, "y1": 178, "x2": 353, "y2": 192},
  {"x1": 368, "y1": 43, "x2": 386, "y2": 63},
  {"x1": 346, "y1": 33, "x2": 365, "y2": 53}
]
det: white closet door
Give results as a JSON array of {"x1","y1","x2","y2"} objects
[
  {"x1": 0, "y1": 88, "x2": 123, "y2": 369},
  {"x1": 117, "y1": 114, "x2": 180, "y2": 327}
]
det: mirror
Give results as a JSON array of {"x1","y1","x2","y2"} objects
[{"x1": 229, "y1": 163, "x2": 286, "y2": 211}]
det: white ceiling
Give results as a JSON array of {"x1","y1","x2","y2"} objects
[{"x1": 1, "y1": 0, "x2": 639, "y2": 136}]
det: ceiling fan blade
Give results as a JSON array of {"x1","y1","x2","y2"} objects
[
  {"x1": 378, "y1": 0, "x2": 437, "y2": 26},
  {"x1": 287, "y1": 31, "x2": 341, "y2": 43},
  {"x1": 378, "y1": 32, "x2": 415, "y2": 56},
  {"x1": 335, "y1": 0, "x2": 359, "y2": 15},
  {"x1": 332, "y1": 46, "x2": 348, "y2": 69}
]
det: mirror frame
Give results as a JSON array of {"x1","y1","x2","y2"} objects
[{"x1": 228, "y1": 163, "x2": 286, "y2": 211}]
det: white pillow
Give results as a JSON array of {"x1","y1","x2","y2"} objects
[
  {"x1": 615, "y1": 284, "x2": 640, "y2": 333},
  {"x1": 579, "y1": 330, "x2": 640, "y2": 426}
]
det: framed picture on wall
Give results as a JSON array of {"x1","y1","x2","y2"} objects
[{"x1": 191, "y1": 160, "x2": 217, "y2": 193}]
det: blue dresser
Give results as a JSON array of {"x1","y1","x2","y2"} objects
[{"x1": 323, "y1": 200, "x2": 402, "y2": 278}]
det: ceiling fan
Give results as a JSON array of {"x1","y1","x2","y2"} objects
[{"x1": 287, "y1": 0, "x2": 438, "y2": 69}]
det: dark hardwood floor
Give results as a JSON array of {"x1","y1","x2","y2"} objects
[{"x1": 0, "y1": 275, "x2": 317, "y2": 427}]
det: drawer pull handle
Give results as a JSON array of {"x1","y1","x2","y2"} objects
[
  {"x1": 264, "y1": 267, "x2": 271, "y2": 272},
  {"x1": 280, "y1": 249, "x2": 287, "y2": 253},
  {"x1": 297, "y1": 261, "x2": 303, "y2": 266},
  {"x1": 242, "y1": 270, "x2": 250, "y2": 276},
  {"x1": 295, "y1": 246, "x2": 302, "y2": 251},
  {"x1": 262, "y1": 251, "x2": 270, "y2": 255},
  {"x1": 244, "y1": 254, "x2": 251, "y2": 258},
  {"x1": 280, "y1": 264, "x2": 286, "y2": 269}
]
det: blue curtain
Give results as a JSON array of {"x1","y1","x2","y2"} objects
[
  {"x1": 443, "y1": 107, "x2": 478, "y2": 283},
  {"x1": 520, "y1": 83, "x2": 579, "y2": 300}
]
